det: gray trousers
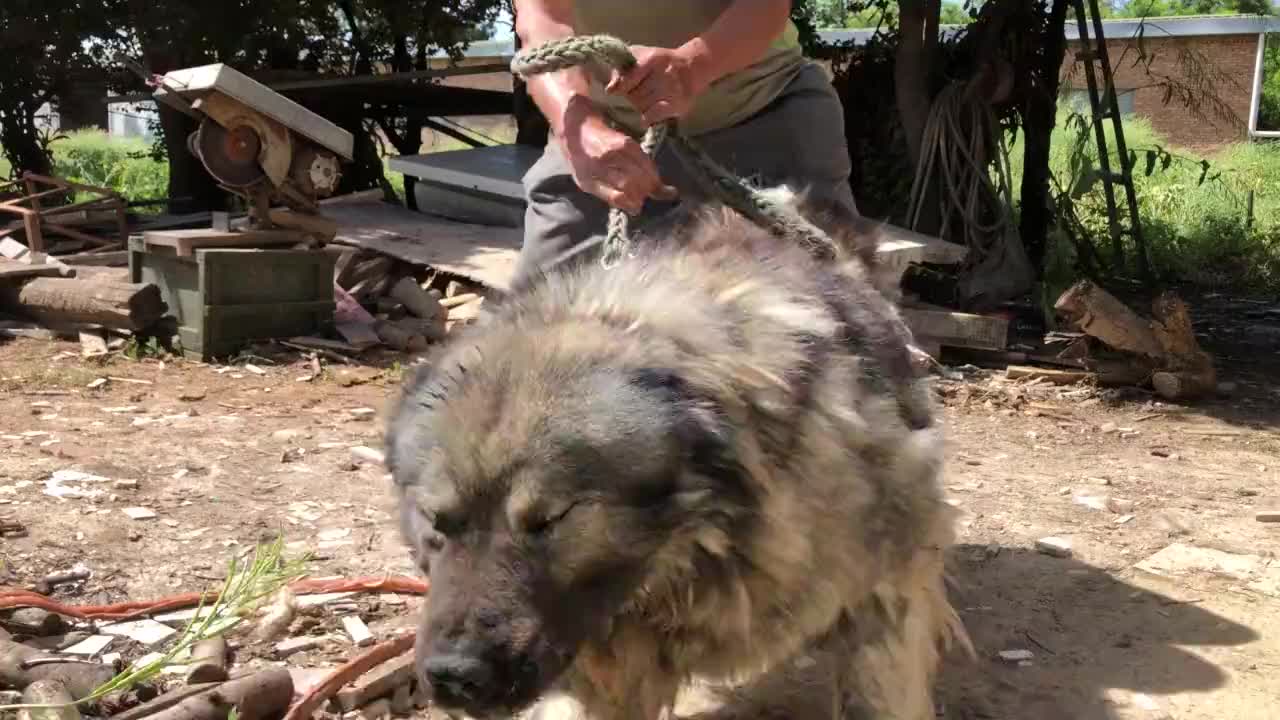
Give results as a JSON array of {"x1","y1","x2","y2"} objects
[{"x1": 514, "y1": 62, "x2": 856, "y2": 287}]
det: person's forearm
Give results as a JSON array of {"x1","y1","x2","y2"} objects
[
  {"x1": 677, "y1": 0, "x2": 793, "y2": 93},
  {"x1": 514, "y1": 0, "x2": 597, "y2": 138}
]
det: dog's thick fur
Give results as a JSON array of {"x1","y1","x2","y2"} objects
[{"x1": 385, "y1": 195, "x2": 970, "y2": 720}]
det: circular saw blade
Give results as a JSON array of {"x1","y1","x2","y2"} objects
[{"x1": 194, "y1": 117, "x2": 266, "y2": 188}]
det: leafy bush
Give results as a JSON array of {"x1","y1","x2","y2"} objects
[
  {"x1": 48, "y1": 130, "x2": 168, "y2": 210},
  {"x1": 1008, "y1": 111, "x2": 1280, "y2": 294}
]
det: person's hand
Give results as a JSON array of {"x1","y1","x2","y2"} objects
[
  {"x1": 606, "y1": 45, "x2": 706, "y2": 126},
  {"x1": 559, "y1": 100, "x2": 678, "y2": 215}
]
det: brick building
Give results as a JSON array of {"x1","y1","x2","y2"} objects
[
  {"x1": 1059, "y1": 15, "x2": 1278, "y2": 148},
  {"x1": 823, "y1": 14, "x2": 1280, "y2": 149}
]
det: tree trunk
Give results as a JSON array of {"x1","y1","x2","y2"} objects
[
  {"x1": 895, "y1": 0, "x2": 932, "y2": 168},
  {"x1": 895, "y1": 0, "x2": 941, "y2": 234},
  {"x1": 3, "y1": 277, "x2": 167, "y2": 331},
  {"x1": 1018, "y1": 0, "x2": 1071, "y2": 276}
]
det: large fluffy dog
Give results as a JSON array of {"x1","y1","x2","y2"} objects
[{"x1": 385, "y1": 195, "x2": 971, "y2": 720}]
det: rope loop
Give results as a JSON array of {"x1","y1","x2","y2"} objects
[{"x1": 511, "y1": 34, "x2": 839, "y2": 268}]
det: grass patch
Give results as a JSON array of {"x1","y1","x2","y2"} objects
[
  {"x1": 1, "y1": 131, "x2": 167, "y2": 207},
  {"x1": 1008, "y1": 112, "x2": 1280, "y2": 294}
]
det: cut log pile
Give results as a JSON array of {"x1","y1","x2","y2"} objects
[
  {"x1": 297, "y1": 246, "x2": 488, "y2": 358},
  {"x1": 1053, "y1": 280, "x2": 1216, "y2": 401}
]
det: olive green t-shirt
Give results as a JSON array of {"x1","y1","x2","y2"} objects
[{"x1": 571, "y1": 1, "x2": 807, "y2": 137}]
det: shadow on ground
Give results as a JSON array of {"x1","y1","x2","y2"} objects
[
  {"x1": 937, "y1": 544, "x2": 1260, "y2": 720},
  {"x1": 1147, "y1": 290, "x2": 1280, "y2": 432}
]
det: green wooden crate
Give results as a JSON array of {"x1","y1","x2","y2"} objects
[{"x1": 128, "y1": 236, "x2": 336, "y2": 361}]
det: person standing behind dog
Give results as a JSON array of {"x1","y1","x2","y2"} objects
[{"x1": 512, "y1": 0, "x2": 860, "y2": 286}]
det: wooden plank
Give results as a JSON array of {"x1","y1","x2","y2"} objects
[
  {"x1": 142, "y1": 229, "x2": 307, "y2": 257},
  {"x1": 324, "y1": 199, "x2": 521, "y2": 292},
  {"x1": 40, "y1": 222, "x2": 119, "y2": 248},
  {"x1": 873, "y1": 223, "x2": 967, "y2": 266},
  {"x1": 0, "y1": 259, "x2": 68, "y2": 281},
  {"x1": 1006, "y1": 365, "x2": 1096, "y2": 385},
  {"x1": 901, "y1": 308, "x2": 1009, "y2": 352},
  {"x1": 388, "y1": 145, "x2": 967, "y2": 265},
  {"x1": 132, "y1": 212, "x2": 216, "y2": 232},
  {"x1": 0, "y1": 238, "x2": 74, "y2": 275},
  {"x1": 22, "y1": 172, "x2": 120, "y2": 200},
  {"x1": 59, "y1": 250, "x2": 130, "y2": 267},
  {"x1": 284, "y1": 336, "x2": 365, "y2": 354}
]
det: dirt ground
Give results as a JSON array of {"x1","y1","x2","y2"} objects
[{"x1": 1, "y1": 321, "x2": 1278, "y2": 719}]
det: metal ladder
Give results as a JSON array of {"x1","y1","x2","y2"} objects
[{"x1": 1070, "y1": 0, "x2": 1151, "y2": 283}]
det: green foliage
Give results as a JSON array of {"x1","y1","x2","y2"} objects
[
  {"x1": 809, "y1": 0, "x2": 979, "y2": 29},
  {"x1": 1008, "y1": 111, "x2": 1280, "y2": 293},
  {"x1": 46, "y1": 130, "x2": 168, "y2": 209},
  {"x1": 123, "y1": 335, "x2": 167, "y2": 361},
  {"x1": 1099, "y1": 0, "x2": 1275, "y2": 16}
]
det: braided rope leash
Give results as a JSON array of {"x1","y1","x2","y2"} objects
[{"x1": 511, "y1": 35, "x2": 839, "y2": 268}]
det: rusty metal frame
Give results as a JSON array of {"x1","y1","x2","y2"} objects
[{"x1": 0, "y1": 172, "x2": 129, "y2": 253}]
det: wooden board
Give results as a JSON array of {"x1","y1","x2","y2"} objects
[
  {"x1": 875, "y1": 223, "x2": 967, "y2": 266},
  {"x1": 901, "y1": 307, "x2": 1009, "y2": 352},
  {"x1": 387, "y1": 145, "x2": 967, "y2": 265},
  {"x1": 0, "y1": 238, "x2": 74, "y2": 276},
  {"x1": 323, "y1": 200, "x2": 522, "y2": 292},
  {"x1": 58, "y1": 250, "x2": 130, "y2": 267},
  {"x1": 0, "y1": 259, "x2": 69, "y2": 281},
  {"x1": 153, "y1": 63, "x2": 354, "y2": 160},
  {"x1": 142, "y1": 229, "x2": 308, "y2": 257}
]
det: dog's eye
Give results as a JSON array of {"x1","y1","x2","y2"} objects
[{"x1": 524, "y1": 502, "x2": 579, "y2": 536}]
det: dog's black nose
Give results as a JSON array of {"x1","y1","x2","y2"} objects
[{"x1": 423, "y1": 654, "x2": 494, "y2": 707}]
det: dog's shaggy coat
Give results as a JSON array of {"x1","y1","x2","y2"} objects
[{"x1": 386, "y1": 196, "x2": 971, "y2": 720}]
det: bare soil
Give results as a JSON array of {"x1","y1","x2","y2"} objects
[{"x1": 1, "y1": 332, "x2": 1277, "y2": 720}]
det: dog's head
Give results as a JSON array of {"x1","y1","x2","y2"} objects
[{"x1": 385, "y1": 338, "x2": 746, "y2": 717}]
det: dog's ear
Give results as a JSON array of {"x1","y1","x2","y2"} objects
[{"x1": 628, "y1": 368, "x2": 746, "y2": 498}]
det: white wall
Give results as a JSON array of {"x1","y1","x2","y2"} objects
[{"x1": 106, "y1": 99, "x2": 159, "y2": 141}]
